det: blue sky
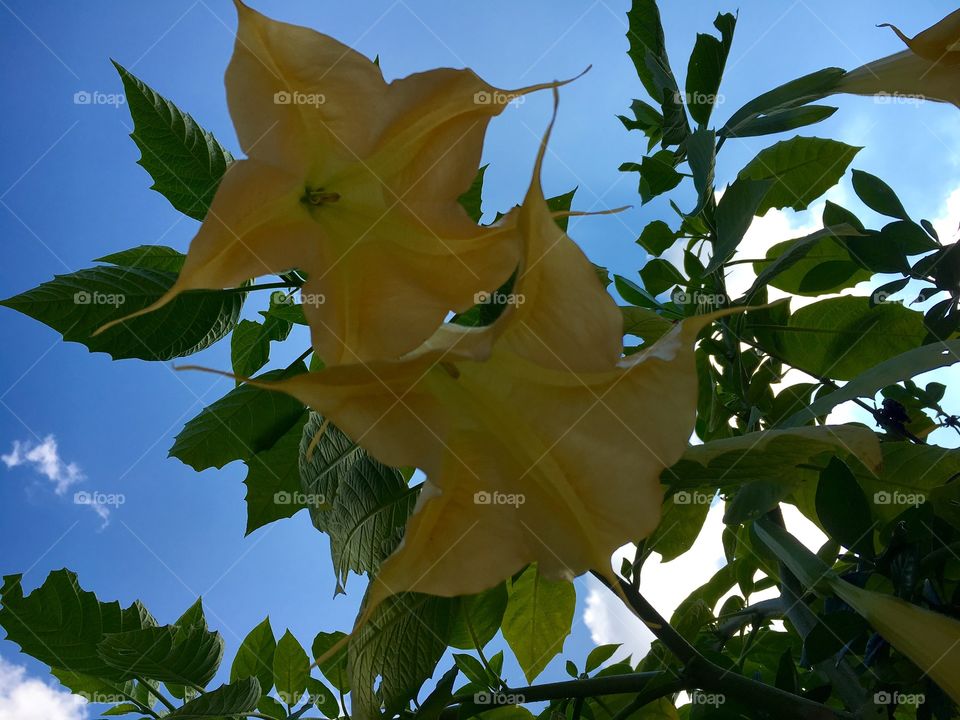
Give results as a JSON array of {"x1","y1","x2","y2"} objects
[{"x1": 1, "y1": 0, "x2": 959, "y2": 715}]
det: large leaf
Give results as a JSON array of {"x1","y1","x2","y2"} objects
[
  {"x1": 779, "y1": 339, "x2": 960, "y2": 427},
  {"x1": 273, "y1": 630, "x2": 309, "y2": 707},
  {"x1": 114, "y1": 62, "x2": 232, "y2": 220},
  {"x1": 243, "y1": 413, "x2": 310, "y2": 535},
  {"x1": 685, "y1": 13, "x2": 735, "y2": 127},
  {"x1": 349, "y1": 593, "x2": 454, "y2": 717},
  {"x1": 737, "y1": 137, "x2": 860, "y2": 215},
  {"x1": 230, "y1": 618, "x2": 276, "y2": 694},
  {"x1": 0, "y1": 571, "x2": 152, "y2": 680},
  {"x1": 164, "y1": 678, "x2": 261, "y2": 719},
  {"x1": 447, "y1": 583, "x2": 509, "y2": 651},
  {"x1": 96, "y1": 244, "x2": 187, "y2": 273},
  {"x1": 311, "y1": 631, "x2": 349, "y2": 693},
  {"x1": 501, "y1": 565, "x2": 576, "y2": 683},
  {"x1": 757, "y1": 296, "x2": 927, "y2": 380},
  {"x1": 706, "y1": 178, "x2": 772, "y2": 274},
  {"x1": 299, "y1": 413, "x2": 416, "y2": 588},
  {"x1": 170, "y1": 365, "x2": 306, "y2": 471},
  {"x1": 98, "y1": 625, "x2": 223, "y2": 687},
  {"x1": 663, "y1": 425, "x2": 882, "y2": 491},
  {"x1": 1, "y1": 265, "x2": 242, "y2": 361}
]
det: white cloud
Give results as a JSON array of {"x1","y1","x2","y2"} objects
[
  {"x1": 0, "y1": 656, "x2": 88, "y2": 720},
  {"x1": 3, "y1": 436, "x2": 83, "y2": 495},
  {"x1": 3, "y1": 436, "x2": 111, "y2": 526},
  {"x1": 583, "y1": 503, "x2": 826, "y2": 663}
]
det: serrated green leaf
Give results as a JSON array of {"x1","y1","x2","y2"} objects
[
  {"x1": 501, "y1": 565, "x2": 575, "y2": 683},
  {"x1": 231, "y1": 316, "x2": 292, "y2": 380},
  {"x1": 299, "y1": 413, "x2": 416, "y2": 588},
  {"x1": 0, "y1": 266, "x2": 242, "y2": 361},
  {"x1": 274, "y1": 630, "x2": 309, "y2": 707},
  {"x1": 164, "y1": 678, "x2": 261, "y2": 719},
  {"x1": 0, "y1": 570, "x2": 152, "y2": 681},
  {"x1": 114, "y1": 62, "x2": 232, "y2": 220},
  {"x1": 738, "y1": 137, "x2": 861, "y2": 215},
  {"x1": 243, "y1": 413, "x2": 312, "y2": 535},
  {"x1": 98, "y1": 625, "x2": 223, "y2": 687},
  {"x1": 96, "y1": 245, "x2": 186, "y2": 273},
  {"x1": 170, "y1": 365, "x2": 306, "y2": 471},
  {"x1": 348, "y1": 593, "x2": 454, "y2": 717},
  {"x1": 230, "y1": 617, "x2": 276, "y2": 694}
]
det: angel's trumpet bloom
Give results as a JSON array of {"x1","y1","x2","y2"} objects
[
  {"x1": 837, "y1": 10, "x2": 960, "y2": 106},
  {"x1": 230, "y1": 98, "x2": 727, "y2": 611},
  {"x1": 101, "y1": 0, "x2": 572, "y2": 363}
]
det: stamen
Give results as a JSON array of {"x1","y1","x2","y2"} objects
[{"x1": 303, "y1": 187, "x2": 341, "y2": 207}]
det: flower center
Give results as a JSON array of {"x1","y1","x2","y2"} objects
[{"x1": 302, "y1": 186, "x2": 341, "y2": 207}]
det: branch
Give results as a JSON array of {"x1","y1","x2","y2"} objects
[
  {"x1": 713, "y1": 597, "x2": 786, "y2": 646},
  {"x1": 591, "y1": 571, "x2": 856, "y2": 720}
]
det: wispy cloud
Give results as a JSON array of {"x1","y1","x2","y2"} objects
[
  {"x1": 2, "y1": 435, "x2": 83, "y2": 495},
  {"x1": 3, "y1": 435, "x2": 113, "y2": 527},
  {"x1": 0, "y1": 655, "x2": 88, "y2": 720}
]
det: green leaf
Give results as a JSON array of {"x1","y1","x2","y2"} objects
[
  {"x1": 722, "y1": 67, "x2": 846, "y2": 136},
  {"x1": 725, "y1": 481, "x2": 794, "y2": 525},
  {"x1": 707, "y1": 178, "x2": 773, "y2": 273},
  {"x1": 299, "y1": 413, "x2": 416, "y2": 588},
  {"x1": 0, "y1": 571, "x2": 153, "y2": 681},
  {"x1": 96, "y1": 244, "x2": 186, "y2": 273},
  {"x1": 620, "y1": 306, "x2": 671, "y2": 345},
  {"x1": 257, "y1": 696, "x2": 287, "y2": 719},
  {"x1": 880, "y1": 220, "x2": 939, "y2": 255},
  {"x1": 231, "y1": 316, "x2": 292, "y2": 379},
  {"x1": 779, "y1": 339, "x2": 960, "y2": 427},
  {"x1": 312, "y1": 631, "x2": 349, "y2": 693},
  {"x1": 646, "y1": 489, "x2": 711, "y2": 561},
  {"x1": 0, "y1": 265, "x2": 242, "y2": 361},
  {"x1": 748, "y1": 225, "x2": 868, "y2": 298},
  {"x1": 815, "y1": 457, "x2": 874, "y2": 556},
  {"x1": 636, "y1": 220, "x2": 677, "y2": 256},
  {"x1": 639, "y1": 258, "x2": 685, "y2": 295},
  {"x1": 723, "y1": 105, "x2": 838, "y2": 139},
  {"x1": 625, "y1": 0, "x2": 685, "y2": 140},
  {"x1": 685, "y1": 128, "x2": 716, "y2": 214},
  {"x1": 164, "y1": 678, "x2": 261, "y2": 719},
  {"x1": 754, "y1": 519, "x2": 831, "y2": 591},
  {"x1": 618, "y1": 99, "x2": 664, "y2": 149},
  {"x1": 685, "y1": 13, "x2": 735, "y2": 126},
  {"x1": 230, "y1": 617, "x2": 276, "y2": 694},
  {"x1": 243, "y1": 413, "x2": 312, "y2": 535},
  {"x1": 306, "y1": 676, "x2": 339, "y2": 718},
  {"x1": 738, "y1": 137, "x2": 861, "y2": 215},
  {"x1": 114, "y1": 62, "x2": 233, "y2": 220},
  {"x1": 760, "y1": 296, "x2": 927, "y2": 380},
  {"x1": 851, "y1": 169, "x2": 909, "y2": 221},
  {"x1": 624, "y1": 151, "x2": 683, "y2": 204},
  {"x1": 260, "y1": 291, "x2": 308, "y2": 325},
  {"x1": 101, "y1": 703, "x2": 143, "y2": 716},
  {"x1": 545, "y1": 188, "x2": 577, "y2": 232},
  {"x1": 273, "y1": 630, "x2": 309, "y2": 707},
  {"x1": 458, "y1": 165, "x2": 488, "y2": 224},
  {"x1": 663, "y1": 425, "x2": 882, "y2": 492},
  {"x1": 448, "y1": 583, "x2": 509, "y2": 650},
  {"x1": 348, "y1": 593, "x2": 455, "y2": 717},
  {"x1": 584, "y1": 644, "x2": 620, "y2": 674},
  {"x1": 98, "y1": 625, "x2": 223, "y2": 687},
  {"x1": 170, "y1": 364, "x2": 306, "y2": 471},
  {"x1": 501, "y1": 565, "x2": 575, "y2": 683}
]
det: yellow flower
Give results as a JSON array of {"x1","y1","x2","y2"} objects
[
  {"x1": 211, "y1": 101, "x2": 726, "y2": 611},
  {"x1": 101, "y1": 0, "x2": 570, "y2": 364},
  {"x1": 837, "y1": 10, "x2": 960, "y2": 106}
]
